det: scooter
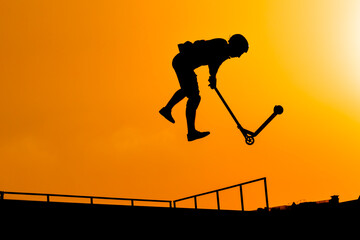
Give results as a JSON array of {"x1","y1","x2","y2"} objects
[{"x1": 214, "y1": 87, "x2": 283, "y2": 145}]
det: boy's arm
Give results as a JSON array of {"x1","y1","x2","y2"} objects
[
  {"x1": 209, "y1": 61, "x2": 222, "y2": 77},
  {"x1": 207, "y1": 38, "x2": 228, "y2": 89},
  {"x1": 208, "y1": 60, "x2": 224, "y2": 89}
]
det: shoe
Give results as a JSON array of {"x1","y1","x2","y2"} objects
[
  {"x1": 187, "y1": 131, "x2": 210, "y2": 141},
  {"x1": 159, "y1": 107, "x2": 175, "y2": 123}
]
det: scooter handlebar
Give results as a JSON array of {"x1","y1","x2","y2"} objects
[{"x1": 274, "y1": 105, "x2": 284, "y2": 115}]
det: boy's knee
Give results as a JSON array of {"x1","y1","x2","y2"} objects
[
  {"x1": 194, "y1": 94, "x2": 201, "y2": 103},
  {"x1": 188, "y1": 94, "x2": 201, "y2": 105}
]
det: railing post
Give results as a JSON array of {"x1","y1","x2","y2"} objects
[
  {"x1": 173, "y1": 201, "x2": 177, "y2": 208},
  {"x1": 131, "y1": 199, "x2": 134, "y2": 206},
  {"x1": 47, "y1": 194, "x2": 50, "y2": 203},
  {"x1": 194, "y1": 196, "x2": 197, "y2": 209},
  {"x1": 90, "y1": 197, "x2": 93, "y2": 204},
  {"x1": 169, "y1": 201, "x2": 172, "y2": 208},
  {"x1": 0, "y1": 191, "x2": 3, "y2": 200},
  {"x1": 264, "y1": 178, "x2": 269, "y2": 210},
  {"x1": 240, "y1": 185, "x2": 244, "y2": 211},
  {"x1": 216, "y1": 191, "x2": 220, "y2": 210}
]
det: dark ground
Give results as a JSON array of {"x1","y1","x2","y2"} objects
[{"x1": 1, "y1": 198, "x2": 359, "y2": 238}]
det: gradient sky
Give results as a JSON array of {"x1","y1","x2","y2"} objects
[{"x1": 1, "y1": 0, "x2": 360, "y2": 209}]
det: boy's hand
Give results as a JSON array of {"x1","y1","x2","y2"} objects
[{"x1": 208, "y1": 75, "x2": 217, "y2": 89}]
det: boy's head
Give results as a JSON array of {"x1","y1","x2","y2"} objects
[{"x1": 228, "y1": 34, "x2": 249, "y2": 58}]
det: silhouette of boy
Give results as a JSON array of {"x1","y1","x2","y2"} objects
[{"x1": 160, "y1": 34, "x2": 249, "y2": 141}]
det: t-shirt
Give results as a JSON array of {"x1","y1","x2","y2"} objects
[{"x1": 178, "y1": 38, "x2": 230, "y2": 75}]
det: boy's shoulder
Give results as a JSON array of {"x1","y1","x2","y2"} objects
[{"x1": 207, "y1": 38, "x2": 228, "y2": 46}]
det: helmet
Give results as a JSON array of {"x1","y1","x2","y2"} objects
[{"x1": 228, "y1": 34, "x2": 249, "y2": 56}]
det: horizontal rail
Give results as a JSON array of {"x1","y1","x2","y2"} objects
[
  {"x1": 0, "y1": 191, "x2": 172, "y2": 208},
  {"x1": 174, "y1": 177, "x2": 266, "y2": 203}
]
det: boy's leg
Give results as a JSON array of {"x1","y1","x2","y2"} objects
[
  {"x1": 177, "y1": 70, "x2": 210, "y2": 141},
  {"x1": 186, "y1": 94, "x2": 210, "y2": 141},
  {"x1": 186, "y1": 94, "x2": 200, "y2": 133},
  {"x1": 160, "y1": 89, "x2": 185, "y2": 124},
  {"x1": 165, "y1": 89, "x2": 185, "y2": 110}
]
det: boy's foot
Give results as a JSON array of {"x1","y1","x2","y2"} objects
[
  {"x1": 159, "y1": 107, "x2": 175, "y2": 124},
  {"x1": 187, "y1": 130, "x2": 210, "y2": 142}
]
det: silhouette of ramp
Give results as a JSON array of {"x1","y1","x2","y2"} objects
[{"x1": 2, "y1": 187, "x2": 360, "y2": 236}]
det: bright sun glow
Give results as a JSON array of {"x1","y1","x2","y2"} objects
[
  {"x1": 267, "y1": 1, "x2": 360, "y2": 118},
  {"x1": 340, "y1": 2, "x2": 360, "y2": 79},
  {"x1": 327, "y1": 1, "x2": 360, "y2": 114}
]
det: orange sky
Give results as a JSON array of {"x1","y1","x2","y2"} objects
[{"x1": 1, "y1": 0, "x2": 360, "y2": 210}]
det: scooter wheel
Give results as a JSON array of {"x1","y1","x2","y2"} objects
[{"x1": 245, "y1": 136, "x2": 254, "y2": 145}]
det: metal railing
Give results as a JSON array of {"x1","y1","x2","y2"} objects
[
  {"x1": 173, "y1": 177, "x2": 269, "y2": 211},
  {"x1": 0, "y1": 191, "x2": 172, "y2": 208},
  {"x1": 1, "y1": 178, "x2": 269, "y2": 211}
]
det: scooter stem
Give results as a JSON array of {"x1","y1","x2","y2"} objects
[
  {"x1": 214, "y1": 87, "x2": 252, "y2": 137},
  {"x1": 214, "y1": 87, "x2": 241, "y2": 127}
]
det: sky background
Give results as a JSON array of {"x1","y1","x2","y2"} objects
[{"x1": 1, "y1": 0, "x2": 360, "y2": 209}]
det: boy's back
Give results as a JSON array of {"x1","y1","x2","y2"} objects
[{"x1": 178, "y1": 38, "x2": 229, "y2": 69}]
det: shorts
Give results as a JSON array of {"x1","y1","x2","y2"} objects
[{"x1": 172, "y1": 53, "x2": 200, "y2": 97}]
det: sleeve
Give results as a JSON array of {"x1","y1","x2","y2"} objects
[
  {"x1": 209, "y1": 61, "x2": 223, "y2": 77},
  {"x1": 207, "y1": 39, "x2": 228, "y2": 77}
]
